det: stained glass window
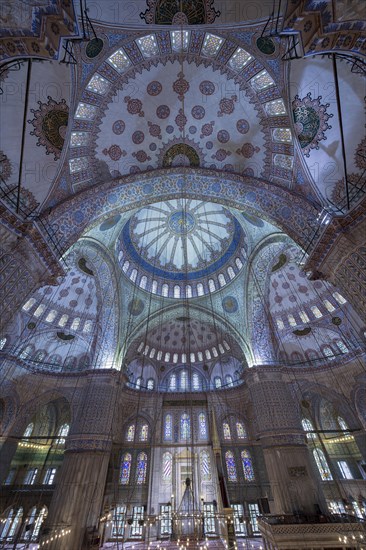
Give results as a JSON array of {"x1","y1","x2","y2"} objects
[
  {"x1": 75, "y1": 102, "x2": 97, "y2": 120},
  {"x1": 272, "y1": 128, "x2": 292, "y2": 143},
  {"x1": 71, "y1": 317, "x2": 80, "y2": 330},
  {"x1": 70, "y1": 131, "x2": 89, "y2": 147},
  {"x1": 19, "y1": 345, "x2": 33, "y2": 359},
  {"x1": 33, "y1": 304, "x2": 46, "y2": 317},
  {"x1": 311, "y1": 305, "x2": 323, "y2": 318},
  {"x1": 274, "y1": 154, "x2": 293, "y2": 170},
  {"x1": 162, "y1": 451, "x2": 172, "y2": 481},
  {"x1": 140, "y1": 424, "x2": 148, "y2": 441},
  {"x1": 136, "y1": 452, "x2": 147, "y2": 484},
  {"x1": 86, "y1": 73, "x2": 110, "y2": 95},
  {"x1": 299, "y1": 310, "x2": 310, "y2": 323},
  {"x1": 225, "y1": 374, "x2": 233, "y2": 387},
  {"x1": 337, "y1": 416, "x2": 350, "y2": 433},
  {"x1": 288, "y1": 314, "x2": 297, "y2": 327},
  {"x1": 190, "y1": 352, "x2": 196, "y2": 363},
  {"x1": 127, "y1": 424, "x2": 135, "y2": 442},
  {"x1": 107, "y1": 49, "x2": 131, "y2": 72},
  {"x1": 201, "y1": 33, "x2": 223, "y2": 57},
  {"x1": 23, "y1": 423, "x2": 34, "y2": 438},
  {"x1": 322, "y1": 346, "x2": 335, "y2": 360},
  {"x1": 251, "y1": 69, "x2": 274, "y2": 91},
  {"x1": 171, "y1": 30, "x2": 189, "y2": 52},
  {"x1": 120, "y1": 452, "x2": 131, "y2": 484},
  {"x1": 205, "y1": 349, "x2": 212, "y2": 360},
  {"x1": 147, "y1": 378, "x2": 154, "y2": 390},
  {"x1": 265, "y1": 99, "x2": 286, "y2": 116},
  {"x1": 313, "y1": 448, "x2": 333, "y2": 480},
  {"x1": 180, "y1": 413, "x2": 190, "y2": 440},
  {"x1": 276, "y1": 318, "x2": 285, "y2": 329},
  {"x1": 31, "y1": 506, "x2": 47, "y2": 541},
  {"x1": 200, "y1": 450, "x2": 211, "y2": 481},
  {"x1": 225, "y1": 450, "x2": 237, "y2": 482},
  {"x1": 55, "y1": 423, "x2": 69, "y2": 444},
  {"x1": 228, "y1": 47, "x2": 253, "y2": 71},
  {"x1": 83, "y1": 320, "x2": 93, "y2": 333},
  {"x1": 302, "y1": 418, "x2": 316, "y2": 439},
  {"x1": 136, "y1": 376, "x2": 143, "y2": 389},
  {"x1": 214, "y1": 376, "x2": 222, "y2": 388},
  {"x1": 332, "y1": 292, "x2": 346, "y2": 304},
  {"x1": 69, "y1": 157, "x2": 88, "y2": 173},
  {"x1": 336, "y1": 340, "x2": 349, "y2": 354},
  {"x1": 223, "y1": 340, "x2": 230, "y2": 350},
  {"x1": 241, "y1": 450, "x2": 255, "y2": 481},
  {"x1": 112, "y1": 505, "x2": 126, "y2": 537},
  {"x1": 22, "y1": 298, "x2": 36, "y2": 311},
  {"x1": 223, "y1": 422, "x2": 231, "y2": 440},
  {"x1": 323, "y1": 299, "x2": 335, "y2": 312},
  {"x1": 169, "y1": 374, "x2": 177, "y2": 391},
  {"x1": 199, "y1": 413, "x2": 208, "y2": 438},
  {"x1": 136, "y1": 34, "x2": 159, "y2": 57},
  {"x1": 236, "y1": 422, "x2": 246, "y2": 439},
  {"x1": 164, "y1": 414, "x2": 172, "y2": 440},
  {"x1": 233, "y1": 504, "x2": 246, "y2": 536},
  {"x1": 181, "y1": 370, "x2": 188, "y2": 390}
]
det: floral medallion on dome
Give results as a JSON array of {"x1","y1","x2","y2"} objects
[
  {"x1": 200, "y1": 121, "x2": 215, "y2": 138},
  {"x1": 128, "y1": 298, "x2": 145, "y2": 315},
  {"x1": 147, "y1": 80, "x2": 162, "y2": 96},
  {"x1": 212, "y1": 149, "x2": 231, "y2": 161},
  {"x1": 236, "y1": 143, "x2": 260, "y2": 158},
  {"x1": 236, "y1": 119, "x2": 250, "y2": 134},
  {"x1": 218, "y1": 95, "x2": 237, "y2": 117},
  {"x1": 173, "y1": 71, "x2": 190, "y2": 101},
  {"x1": 217, "y1": 130, "x2": 230, "y2": 143},
  {"x1": 191, "y1": 105, "x2": 205, "y2": 120},
  {"x1": 0, "y1": 151, "x2": 12, "y2": 182},
  {"x1": 140, "y1": 0, "x2": 220, "y2": 24},
  {"x1": 175, "y1": 108, "x2": 187, "y2": 132},
  {"x1": 28, "y1": 96, "x2": 69, "y2": 160},
  {"x1": 124, "y1": 96, "x2": 144, "y2": 117},
  {"x1": 112, "y1": 120, "x2": 125, "y2": 135},
  {"x1": 199, "y1": 80, "x2": 215, "y2": 96},
  {"x1": 156, "y1": 105, "x2": 170, "y2": 119},
  {"x1": 148, "y1": 121, "x2": 162, "y2": 139},
  {"x1": 102, "y1": 145, "x2": 127, "y2": 161},
  {"x1": 292, "y1": 92, "x2": 333, "y2": 157},
  {"x1": 222, "y1": 296, "x2": 238, "y2": 313}
]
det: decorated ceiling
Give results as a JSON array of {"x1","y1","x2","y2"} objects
[{"x1": 0, "y1": 0, "x2": 365, "y2": 383}]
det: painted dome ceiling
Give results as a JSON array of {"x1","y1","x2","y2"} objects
[{"x1": 117, "y1": 199, "x2": 247, "y2": 297}]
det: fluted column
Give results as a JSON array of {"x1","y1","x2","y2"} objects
[
  {"x1": 247, "y1": 367, "x2": 327, "y2": 515},
  {"x1": 41, "y1": 373, "x2": 120, "y2": 549}
]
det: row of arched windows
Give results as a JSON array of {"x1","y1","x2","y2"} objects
[
  {"x1": 22, "y1": 298, "x2": 94, "y2": 333},
  {"x1": 126, "y1": 423, "x2": 149, "y2": 442},
  {"x1": 136, "y1": 341, "x2": 231, "y2": 365},
  {"x1": 120, "y1": 452, "x2": 148, "y2": 485},
  {"x1": 23, "y1": 423, "x2": 69, "y2": 444},
  {"x1": 275, "y1": 293, "x2": 347, "y2": 330},
  {"x1": 18, "y1": 346, "x2": 91, "y2": 370},
  {"x1": 279, "y1": 340, "x2": 350, "y2": 364},
  {"x1": 0, "y1": 506, "x2": 47, "y2": 542},
  {"x1": 163, "y1": 412, "x2": 208, "y2": 441},
  {"x1": 160, "y1": 450, "x2": 212, "y2": 482},
  {"x1": 225, "y1": 450, "x2": 255, "y2": 482}
]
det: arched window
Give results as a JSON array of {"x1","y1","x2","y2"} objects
[
  {"x1": 162, "y1": 283, "x2": 169, "y2": 297},
  {"x1": 199, "y1": 413, "x2": 208, "y2": 439},
  {"x1": 23, "y1": 507, "x2": 37, "y2": 541},
  {"x1": 120, "y1": 453, "x2": 132, "y2": 484},
  {"x1": 313, "y1": 448, "x2": 333, "y2": 480},
  {"x1": 31, "y1": 506, "x2": 47, "y2": 541},
  {"x1": 136, "y1": 452, "x2": 147, "y2": 484},
  {"x1": 23, "y1": 423, "x2": 34, "y2": 438},
  {"x1": 192, "y1": 372, "x2": 200, "y2": 391},
  {"x1": 208, "y1": 279, "x2": 216, "y2": 292},
  {"x1": 322, "y1": 346, "x2": 335, "y2": 360},
  {"x1": 126, "y1": 424, "x2": 135, "y2": 442},
  {"x1": 200, "y1": 450, "x2": 211, "y2": 481},
  {"x1": 140, "y1": 424, "x2": 148, "y2": 441},
  {"x1": 186, "y1": 285, "x2": 192, "y2": 298},
  {"x1": 1, "y1": 508, "x2": 23, "y2": 541},
  {"x1": 197, "y1": 351, "x2": 203, "y2": 362},
  {"x1": 122, "y1": 260, "x2": 130, "y2": 273},
  {"x1": 236, "y1": 422, "x2": 246, "y2": 439},
  {"x1": 225, "y1": 451, "x2": 237, "y2": 482},
  {"x1": 223, "y1": 422, "x2": 231, "y2": 440},
  {"x1": 205, "y1": 349, "x2": 212, "y2": 360},
  {"x1": 332, "y1": 292, "x2": 346, "y2": 305},
  {"x1": 241, "y1": 450, "x2": 255, "y2": 481},
  {"x1": 311, "y1": 305, "x2": 323, "y2": 318},
  {"x1": 181, "y1": 353, "x2": 187, "y2": 363},
  {"x1": 149, "y1": 348, "x2": 156, "y2": 359},
  {"x1": 164, "y1": 414, "x2": 172, "y2": 440},
  {"x1": 19, "y1": 345, "x2": 33, "y2": 359},
  {"x1": 302, "y1": 418, "x2": 316, "y2": 439},
  {"x1": 22, "y1": 298, "x2": 36, "y2": 311},
  {"x1": 130, "y1": 268, "x2": 137, "y2": 282},
  {"x1": 151, "y1": 280, "x2": 158, "y2": 294},
  {"x1": 0, "y1": 337, "x2": 7, "y2": 350},
  {"x1": 162, "y1": 452, "x2": 172, "y2": 481},
  {"x1": 227, "y1": 266, "x2": 235, "y2": 279},
  {"x1": 169, "y1": 374, "x2": 177, "y2": 391},
  {"x1": 140, "y1": 275, "x2": 147, "y2": 289},
  {"x1": 214, "y1": 376, "x2": 222, "y2": 388},
  {"x1": 174, "y1": 285, "x2": 181, "y2": 298},
  {"x1": 212, "y1": 346, "x2": 218, "y2": 358},
  {"x1": 337, "y1": 416, "x2": 350, "y2": 434},
  {"x1": 135, "y1": 376, "x2": 143, "y2": 389},
  {"x1": 180, "y1": 413, "x2": 190, "y2": 439},
  {"x1": 180, "y1": 370, "x2": 188, "y2": 390},
  {"x1": 335, "y1": 340, "x2": 349, "y2": 354},
  {"x1": 173, "y1": 353, "x2": 178, "y2": 363},
  {"x1": 225, "y1": 374, "x2": 234, "y2": 387},
  {"x1": 58, "y1": 314, "x2": 68, "y2": 327},
  {"x1": 45, "y1": 310, "x2": 57, "y2": 323},
  {"x1": 147, "y1": 378, "x2": 154, "y2": 390},
  {"x1": 55, "y1": 423, "x2": 69, "y2": 444},
  {"x1": 71, "y1": 317, "x2": 80, "y2": 330},
  {"x1": 32, "y1": 349, "x2": 47, "y2": 361}
]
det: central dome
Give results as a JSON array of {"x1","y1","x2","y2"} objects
[{"x1": 117, "y1": 199, "x2": 247, "y2": 298}]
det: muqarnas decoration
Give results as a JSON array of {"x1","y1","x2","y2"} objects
[{"x1": 292, "y1": 92, "x2": 333, "y2": 157}]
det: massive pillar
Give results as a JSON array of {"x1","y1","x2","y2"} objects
[
  {"x1": 42, "y1": 372, "x2": 119, "y2": 549},
  {"x1": 247, "y1": 367, "x2": 327, "y2": 515}
]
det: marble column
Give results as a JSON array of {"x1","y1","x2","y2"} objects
[
  {"x1": 41, "y1": 373, "x2": 119, "y2": 549},
  {"x1": 247, "y1": 367, "x2": 327, "y2": 515}
]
